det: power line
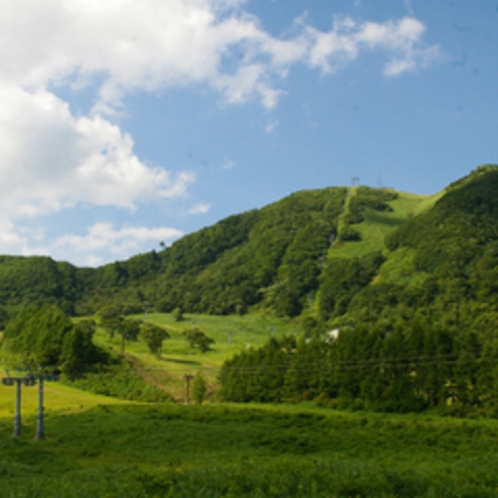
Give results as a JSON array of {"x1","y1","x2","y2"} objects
[{"x1": 219, "y1": 351, "x2": 496, "y2": 376}]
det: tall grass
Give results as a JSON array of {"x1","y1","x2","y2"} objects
[{"x1": 2, "y1": 402, "x2": 498, "y2": 496}]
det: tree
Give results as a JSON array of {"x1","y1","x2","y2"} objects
[
  {"x1": 183, "y1": 328, "x2": 214, "y2": 352},
  {"x1": 192, "y1": 373, "x2": 208, "y2": 404},
  {"x1": 101, "y1": 316, "x2": 141, "y2": 354},
  {"x1": 101, "y1": 316, "x2": 123, "y2": 338},
  {"x1": 119, "y1": 318, "x2": 141, "y2": 355},
  {"x1": 0, "y1": 306, "x2": 10, "y2": 329},
  {"x1": 141, "y1": 323, "x2": 170, "y2": 357},
  {"x1": 2, "y1": 305, "x2": 74, "y2": 366},
  {"x1": 98, "y1": 304, "x2": 123, "y2": 320},
  {"x1": 60, "y1": 320, "x2": 102, "y2": 379},
  {"x1": 2, "y1": 307, "x2": 103, "y2": 377}
]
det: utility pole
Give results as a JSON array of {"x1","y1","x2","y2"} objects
[
  {"x1": 1, "y1": 371, "x2": 36, "y2": 437},
  {"x1": 183, "y1": 374, "x2": 194, "y2": 405},
  {"x1": 121, "y1": 334, "x2": 126, "y2": 356},
  {"x1": 33, "y1": 367, "x2": 57, "y2": 441},
  {"x1": 35, "y1": 375, "x2": 45, "y2": 441},
  {"x1": 2, "y1": 366, "x2": 57, "y2": 440},
  {"x1": 14, "y1": 378, "x2": 22, "y2": 437}
]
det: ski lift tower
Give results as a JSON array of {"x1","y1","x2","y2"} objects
[
  {"x1": 1, "y1": 366, "x2": 58, "y2": 440},
  {"x1": 33, "y1": 366, "x2": 59, "y2": 441},
  {"x1": 1, "y1": 370, "x2": 36, "y2": 437}
]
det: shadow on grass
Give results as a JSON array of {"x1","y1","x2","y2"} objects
[{"x1": 160, "y1": 357, "x2": 202, "y2": 366}]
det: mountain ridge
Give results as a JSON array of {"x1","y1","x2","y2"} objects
[{"x1": 0, "y1": 164, "x2": 496, "y2": 329}]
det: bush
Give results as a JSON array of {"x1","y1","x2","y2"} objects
[
  {"x1": 64, "y1": 356, "x2": 173, "y2": 402},
  {"x1": 340, "y1": 226, "x2": 362, "y2": 241}
]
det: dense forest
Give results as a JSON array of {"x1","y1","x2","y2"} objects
[
  {"x1": 0, "y1": 186, "x2": 348, "y2": 318},
  {"x1": 218, "y1": 323, "x2": 497, "y2": 415}
]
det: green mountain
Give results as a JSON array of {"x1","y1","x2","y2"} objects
[{"x1": 0, "y1": 164, "x2": 497, "y2": 332}]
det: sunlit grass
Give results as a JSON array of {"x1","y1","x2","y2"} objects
[
  {"x1": 91, "y1": 312, "x2": 299, "y2": 400},
  {"x1": 0, "y1": 378, "x2": 129, "y2": 421},
  {"x1": 328, "y1": 190, "x2": 438, "y2": 260}
]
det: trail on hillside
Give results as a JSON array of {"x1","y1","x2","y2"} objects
[{"x1": 334, "y1": 186, "x2": 356, "y2": 244}]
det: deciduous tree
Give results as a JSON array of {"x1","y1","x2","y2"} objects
[{"x1": 141, "y1": 323, "x2": 170, "y2": 357}]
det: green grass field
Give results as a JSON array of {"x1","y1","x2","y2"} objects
[
  {"x1": 3, "y1": 312, "x2": 498, "y2": 496},
  {"x1": 0, "y1": 380, "x2": 129, "y2": 420},
  {"x1": 2, "y1": 400, "x2": 498, "y2": 496},
  {"x1": 330, "y1": 190, "x2": 439, "y2": 260}
]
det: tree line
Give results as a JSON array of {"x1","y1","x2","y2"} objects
[{"x1": 219, "y1": 315, "x2": 498, "y2": 416}]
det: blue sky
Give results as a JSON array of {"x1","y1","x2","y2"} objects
[{"x1": 0, "y1": 0, "x2": 496, "y2": 266}]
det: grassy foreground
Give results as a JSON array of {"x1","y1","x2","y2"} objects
[{"x1": 1, "y1": 398, "x2": 498, "y2": 497}]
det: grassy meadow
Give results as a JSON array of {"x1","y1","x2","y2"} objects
[
  {"x1": 90, "y1": 312, "x2": 298, "y2": 400},
  {"x1": 2, "y1": 312, "x2": 498, "y2": 496},
  {"x1": 0, "y1": 379, "x2": 129, "y2": 420},
  {"x1": 330, "y1": 189, "x2": 439, "y2": 260},
  {"x1": 2, "y1": 399, "x2": 498, "y2": 496}
]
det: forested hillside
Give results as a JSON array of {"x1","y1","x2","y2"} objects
[
  {"x1": 0, "y1": 187, "x2": 349, "y2": 318},
  {"x1": 0, "y1": 165, "x2": 497, "y2": 334},
  {"x1": 217, "y1": 165, "x2": 498, "y2": 414}
]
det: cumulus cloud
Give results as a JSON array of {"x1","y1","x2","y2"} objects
[
  {"x1": 0, "y1": 0, "x2": 439, "y2": 264},
  {"x1": 0, "y1": 85, "x2": 195, "y2": 219},
  {"x1": 0, "y1": 221, "x2": 31, "y2": 255},
  {"x1": 53, "y1": 222, "x2": 183, "y2": 266}
]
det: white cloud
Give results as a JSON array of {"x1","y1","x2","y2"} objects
[
  {"x1": 0, "y1": 3, "x2": 438, "y2": 109},
  {"x1": 53, "y1": 222, "x2": 183, "y2": 266},
  {"x1": 306, "y1": 16, "x2": 439, "y2": 76},
  {"x1": 189, "y1": 202, "x2": 211, "y2": 214},
  {"x1": 404, "y1": 0, "x2": 415, "y2": 16},
  {"x1": 0, "y1": 221, "x2": 30, "y2": 254},
  {"x1": 0, "y1": 221, "x2": 50, "y2": 258},
  {"x1": 0, "y1": 84, "x2": 195, "y2": 220}
]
